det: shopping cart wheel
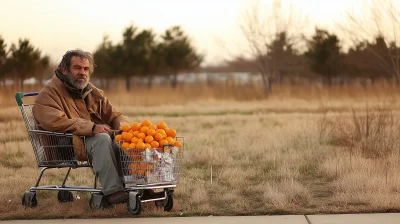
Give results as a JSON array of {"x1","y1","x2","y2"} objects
[
  {"x1": 57, "y1": 191, "x2": 73, "y2": 203},
  {"x1": 21, "y1": 191, "x2": 37, "y2": 208},
  {"x1": 89, "y1": 193, "x2": 110, "y2": 209},
  {"x1": 164, "y1": 189, "x2": 174, "y2": 211},
  {"x1": 155, "y1": 189, "x2": 174, "y2": 211},
  {"x1": 127, "y1": 191, "x2": 141, "y2": 215}
]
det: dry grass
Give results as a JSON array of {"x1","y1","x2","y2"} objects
[{"x1": 2, "y1": 82, "x2": 400, "y2": 219}]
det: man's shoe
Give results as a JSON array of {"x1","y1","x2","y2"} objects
[{"x1": 106, "y1": 190, "x2": 129, "y2": 204}]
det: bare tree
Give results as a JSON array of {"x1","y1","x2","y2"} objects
[
  {"x1": 239, "y1": 0, "x2": 306, "y2": 95},
  {"x1": 339, "y1": 0, "x2": 400, "y2": 83}
]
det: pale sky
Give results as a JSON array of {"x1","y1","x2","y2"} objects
[{"x1": 0, "y1": 0, "x2": 361, "y2": 65}]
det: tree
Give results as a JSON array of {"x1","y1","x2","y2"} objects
[
  {"x1": 161, "y1": 26, "x2": 203, "y2": 88},
  {"x1": 344, "y1": 37, "x2": 399, "y2": 82},
  {"x1": 133, "y1": 29, "x2": 160, "y2": 88},
  {"x1": 0, "y1": 36, "x2": 7, "y2": 87},
  {"x1": 239, "y1": 0, "x2": 306, "y2": 95},
  {"x1": 339, "y1": 0, "x2": 400, "y2": 83},
  {"x1": 8, "y1": 39, "x2": 49, "y2": 90},
  {"x1": 118, "y1": 25, "x2": 159, "y2": 91},
  {"x1": 144, "y1": 42, "x2": 165, "y2": 88},
  {"x1": 35, "y1": 55, "x2": 50, "y2": 86},
  {"x1": 305, "y1": 29, "x2": 343, "y2": 85},
  {"x1": 93, "y1": 36, "x2": 116, "y2": 89}
]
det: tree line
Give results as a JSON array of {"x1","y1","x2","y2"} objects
[
  {"x1": 0, "y1": 38, "x2": 49, "y2": 90},
  {"x1": 93, "y1": 25, "x2": 203, "y2": 91},
  {"x1": 234, "y1": 0, "x2": 400, "y2": 95},
  {"x1": 1, "y1": 0, "x2": 400, "y2": 95},
  {"x1": 0, "y1": 24, "x2": 203, "y2": 91}
]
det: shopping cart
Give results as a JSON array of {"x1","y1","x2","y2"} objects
[{"x1": 16, "y1": 92, "x2": 184, "y2": 215}]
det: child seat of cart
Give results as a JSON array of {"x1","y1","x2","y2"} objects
[{"x1": 16, "y1": 92, "x2": 88, "y2": 167}]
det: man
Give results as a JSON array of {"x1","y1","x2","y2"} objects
[{"x1": 33, "y1": 49, "x2": 130, "y2": 205}]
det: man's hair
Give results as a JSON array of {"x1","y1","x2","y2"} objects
[{"x1": 58, "y1": 49, "x2": 96, "y2": 74}]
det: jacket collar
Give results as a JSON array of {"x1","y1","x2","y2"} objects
[{"x1": 52, "y1": 74, "x2": 80, "y2": 113}]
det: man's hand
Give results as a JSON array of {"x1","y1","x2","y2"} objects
[{"x1": 92, "y1": 124, "x2": 111, "y2": 134}]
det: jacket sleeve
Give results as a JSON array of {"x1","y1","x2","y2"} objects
[
  {"x1": 33, "y1": 92, "x2": 94, "y2": 136},
  {"x1": 100, "y1": 96, "x2": 130, "y2": 130}
]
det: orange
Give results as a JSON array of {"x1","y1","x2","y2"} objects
[
  {"x1": 131, "y1": 122, "x2": 141, "y2": 131},
  {"x1": 157, "y1": 121, "x2": 167, "y2": 130},
  {"x1": 115, "y1": 134, "x2": 122, "y2": 142},
  {"x1": 145, "y1": 135, "x2": 154, "y2": 144},
  {"x1": 149, "y1": 124, "x2": 158, "y2": 130},
  {"x1": 123, "y1": 132, "x2": 133, "y2": 142},
  {"x1": 128, "y1": 143, "x2": 136, "y2": 150},
  {"x1": 121, "y1": 142, "x2": 130, "y2": 150},
  {"x1": 156, "y1": 129, "x2": 166, "y2": 137},
  {"x1": 129, "y1": 163, "x2": 138, "y2": 175},
  {"x1": 140, "y1": 126, "x2": 149, "y2": 134},
  {"x1": 131, "y1": 137, "x2": 139, "y2": 144},
  {"x1": 137, "y1": 132, "x2": 146, "y2": 140},
  {"x1": 159, "y1": 139, "x2": 169, "y2": 147},
  {"x1": 150, "y1": 141, "x2": 160, "y2": 148},
  {"x1": 174, "y1": 141, "x2": 182, "y2": 147},
  {"x1": 142, "y1": 119, "x2": 152, "y2": 127},
  {"x1": 139, "y1": 162, "x2": 146, "y2": 169},
  {"x1": 146, "y1": 162, "x2": 153, "y2": 170},
  {"x1": 121, "y1": 132, "x2": 127, "y2": 139},
  {"x1": 132, "y1": 131, "x2": 140, "y2": 137},
  {"x1": 145, "y1": 143, "x2": 151, "y2": 149},
  {"x1": 154, "y1": 133, "x2": 163, "y2": 141},
  {"x1": 165, "y1": 137, "x2": 175, "y2": 145},
  {"x1": 167, "y1": 128, "x2": 177, "y2": 138},
  {"x1": 137, "y1": 169, "x2": 145, "y2": 176},
  {"x1": 136, "y1": 142, "x2": 145, "y2": 151},
  {"x1": 122, "y1": 124, "x2": 131, "y2": 132},
  {"x1": 131, "y1": 153, "x2": 142, "y2": 161},
  {"x1": 147, "y1": 128, "x2": 156, "y2": 136}
]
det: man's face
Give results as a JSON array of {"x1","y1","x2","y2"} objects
[{"x1": 62, "y1": 56, "x2": 90, "y2": 89}]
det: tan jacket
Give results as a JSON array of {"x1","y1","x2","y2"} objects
[{"x1": 33, "y1": 75, "x2": 130, "y2": 136}]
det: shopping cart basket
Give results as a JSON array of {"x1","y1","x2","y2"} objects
[{"x1": 16, "y1": 92, "x2": 184, "y2": 215}]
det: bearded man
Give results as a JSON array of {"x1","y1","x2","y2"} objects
[{"x1": 32, "y1": 49, "x2": 130, "y2": 204}]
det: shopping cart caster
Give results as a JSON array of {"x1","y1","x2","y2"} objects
[
  {"x1": 127, "y1": 191, "x2": 141, "y2": 215},
  {"x1": 21, "y1": 191, "x2": 37, "y2": 208},
  {"x1": 155, "y1": 189, "x2": 174, "y2": 211},
  {"x1": 89, "y1": 193, "x2": 110, "y2": 209},
  {"x1": 57, "y1": 190, "x2": 73, "y2": 203}
]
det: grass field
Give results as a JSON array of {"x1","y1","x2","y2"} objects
[{"x1": 2, "y1": 82, "x2": 400, "y2": 220}]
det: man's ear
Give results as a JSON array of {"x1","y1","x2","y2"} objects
[{"x1": 60, "y1": 67, "x2": 67, "y2": 75}]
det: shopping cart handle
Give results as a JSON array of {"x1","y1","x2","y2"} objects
[
  {"x1": 24, "y1": 92, "x2": 39, "y2": 97},
  {"x1": 15, "y1": 92, "x2": 39, "y2": 106}
]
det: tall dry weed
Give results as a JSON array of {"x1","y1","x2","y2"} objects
[{"x1": 318, "y1": 104, "x2": 400, "y2": 159}]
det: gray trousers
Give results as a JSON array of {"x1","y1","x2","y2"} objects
[{"x1": 85, "y1": 133, "x2": 124, "y2": 196}]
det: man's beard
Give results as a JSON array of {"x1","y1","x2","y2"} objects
[{"x1": 66, "y1": 72, "x2": 89, "y2": 89}]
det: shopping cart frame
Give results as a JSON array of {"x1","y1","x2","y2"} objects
[{"x1": 16, "y1": 92, "x2": 183, "y2": 215}]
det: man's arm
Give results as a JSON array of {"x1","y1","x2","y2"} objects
[{"x1": 33, "y1": 92, "x2": 94, "y2": 136}]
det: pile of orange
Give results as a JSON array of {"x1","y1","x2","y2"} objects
[
  {"x1": 115, "y1": 119, "x2": 182, "y2": 152},
  {"x1": 115, "y1": 120, "x2": 182, "y2": 177}
]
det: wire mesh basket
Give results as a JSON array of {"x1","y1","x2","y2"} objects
[
  {"x1": 20, "y1": 103, "x2": 90, "y2": 167},
  {"x1": 120, "y1": 138, "x2": 183, "y2": 185}
]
